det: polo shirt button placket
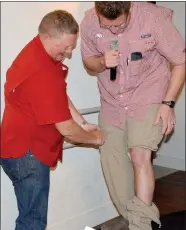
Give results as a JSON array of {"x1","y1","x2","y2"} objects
[{"x1": 119, "y1": 67, "x2": 125, "y2": 86}]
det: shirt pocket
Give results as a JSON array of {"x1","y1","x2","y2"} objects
[
  {"x1": 128, "y1": 40, "x2": 145, "y2": 78},
  {"x1": 128, "y1": 39, "x2": 156, "y2": 78}
]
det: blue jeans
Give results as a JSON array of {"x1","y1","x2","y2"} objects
[{"x1": 1, "y1": 150, "x2": 50, "y2": 230}]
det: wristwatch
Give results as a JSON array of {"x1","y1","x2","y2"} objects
[{"x1": 162, "y1": 100, "x2": 175, "y2": 108}]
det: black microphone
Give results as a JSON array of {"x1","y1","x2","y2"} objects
[{"x1": 110, "y1": 40, "x2": 118, "y2": 81}]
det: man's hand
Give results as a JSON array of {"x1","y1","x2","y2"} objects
[
  {"x1": 154, "y1": 104, "x2": 176, "y2": 135},
  {"x1": 82, "y1": 123, "x2": 101, "y2": 132},
  {"x1": 91, "y1": 129, "x2": 105, "y2": 146},
  {"x1": 103, "y1": 50, "x2": 120, "y2": 68}
]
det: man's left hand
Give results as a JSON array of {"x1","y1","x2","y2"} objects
[
  {"x1": 154, "y1": 104, "x2": 176, "y2": 135},
  {"x1": 82, "y1": 122, "x2": 101, "y2": 132}
]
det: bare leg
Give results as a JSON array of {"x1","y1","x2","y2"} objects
[{"x1": 129, "y1": 147, "x2": 154, "y2": 205}]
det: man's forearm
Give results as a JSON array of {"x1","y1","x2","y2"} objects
[
  {"x1": 83, "y1": 55, "x2": 106, "y2": 74},
  {"x1": 67, "y1": 97, "x2": 85, "y2": 126},
  {"x1": 164, "y1": 63, "x2": 185, "y2": 101},
  {"x1": 55, "y1": 119, "x2": 103, "y2": 145}
]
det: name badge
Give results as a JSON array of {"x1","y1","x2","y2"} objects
[{"x1": 141, "y1": 34, "x2": 151, "y2": 38}]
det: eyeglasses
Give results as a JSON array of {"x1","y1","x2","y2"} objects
[{"x1": 98, "y1": 13, "x2": 130, "y2": 35}]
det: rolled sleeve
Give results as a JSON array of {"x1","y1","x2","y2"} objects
[
  {"x1": 80, "y1": 19, "x2": 101, "y2": 60},
  {"x1": 27, "y1": 71, "x2": 72, "y2": 125},
  {"x1": 154, "y1": 13, "x2": 185, "y2": 65}
]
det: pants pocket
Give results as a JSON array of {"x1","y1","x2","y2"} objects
[{"x1": 1, "y1": 157, "x2": 20, "y2": 182}]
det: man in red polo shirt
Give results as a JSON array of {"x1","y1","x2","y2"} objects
[{"x1": 1, "y1": 10, "x2": 105, "y2": 230}]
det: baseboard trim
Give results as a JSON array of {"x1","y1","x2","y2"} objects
[
  {"x1": 47, "y1": 202, "x2": 118, "y2": 230},
  {"x1": 153, "y1": 154, "x2": 185, "y2": 171}
]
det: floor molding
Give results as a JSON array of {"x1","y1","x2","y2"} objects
[
  {"x1": 48, "y1": 202, "x2": 118, "y2": 230},
  {"x1": 153, "y1": 154, "x2": 185, "y2": 171}
]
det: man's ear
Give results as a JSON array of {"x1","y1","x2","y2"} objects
[{"x1": 41, "y1": 33, "x2": 52, "y2": 41}]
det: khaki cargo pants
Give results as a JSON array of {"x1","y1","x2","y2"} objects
[{"x1": 99, "y1": 104, "x2": 163, "y2": 219}]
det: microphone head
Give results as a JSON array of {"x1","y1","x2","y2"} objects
[{"x1": 110, "y1": 39, "x2": 118, "y2": 50}]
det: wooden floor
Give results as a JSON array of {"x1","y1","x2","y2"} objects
[
  {"x1": 153, "y1": 170, "x2": 186, "y2": 215},
  {"x1": 95, "y1": 170, "x2": 186, "y2": 229}
]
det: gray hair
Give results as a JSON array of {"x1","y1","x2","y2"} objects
[{"x1": 38, "y1": 10, "x2": 79, "y2": 37}]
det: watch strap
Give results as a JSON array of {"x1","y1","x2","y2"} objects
[{"x1": 162, "y1": 101, "x2": 175, "y2": 108}]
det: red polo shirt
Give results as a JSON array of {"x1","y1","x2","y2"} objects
[{"x1": 1, "y1": 35, "x2": 72, "y2": 167}]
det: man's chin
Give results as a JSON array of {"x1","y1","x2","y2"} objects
[
  {"x1": 56, "y1": 57, "x2": 65, "y2": 62},
  {"x1": 61, "y1": 57, "x2": 65, "y2": 62}
]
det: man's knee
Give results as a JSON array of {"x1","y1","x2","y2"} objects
[
  {"x1": 129, "y1": 147, "x2": 152, "y2": 168},
  {"x1": 15, "y1": 177, "x2": 49, "y2": 230},
  {"x1": 13, "y1": 152, "x2": 50, "y2": 230}
]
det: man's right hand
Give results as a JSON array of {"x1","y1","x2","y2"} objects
[
  {"x1": 55, "y1": 119, "x2": 106, "y2": 146},
  {"x1": 91, "y1": 130, "x2": 105, "y2": 146},
  {"x1": 103, "y1": 50, "x2": 120, "y2": 68}
]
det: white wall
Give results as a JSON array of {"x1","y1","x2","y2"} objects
[
  {"x1": 154, "y1": 2, "x2": 185, "y2": 171},
  {"x1": 1, "y1": 2, "x2": 185, "y2": 230},
  {"x1": 1, "y1": 2, "x2": 118, "y2": 230}
]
